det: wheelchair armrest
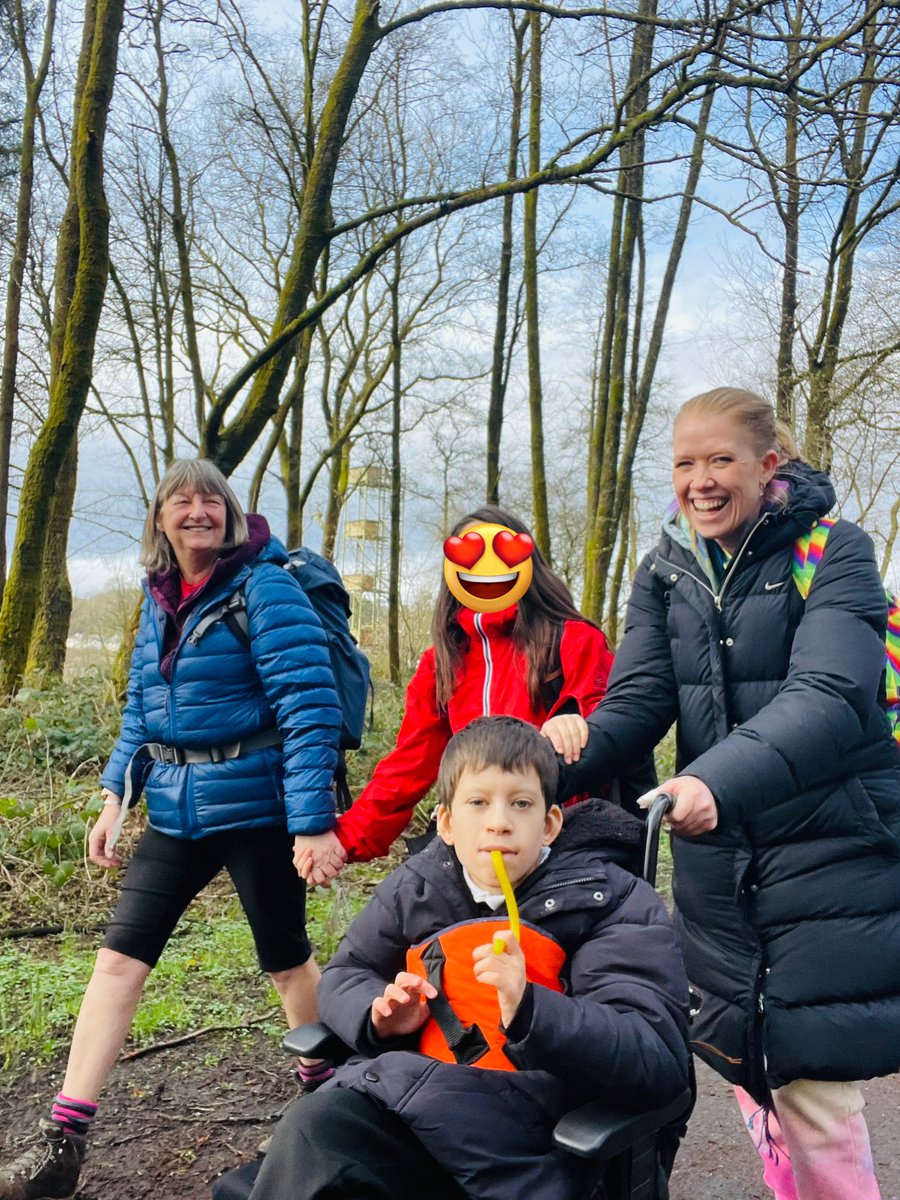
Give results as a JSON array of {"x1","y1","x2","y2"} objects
[
  {"x1": 283, "y1": 1022, "x2": 353, "y2": 1062},
  {"x1": 552, "y1": 1087, "x2": 692, "y2": 1160}
]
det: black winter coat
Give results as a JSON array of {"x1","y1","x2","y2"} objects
[
  {"x1": 562, "y1": 463, "x2": 900, "y2": 1101},
  {"x1": 317, "y1": 808, "x2": 691, "y2": 1200}
]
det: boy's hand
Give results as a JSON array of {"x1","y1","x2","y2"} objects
[
  {"x1": 371, "y1": 972, "x2": 437, "y2": 1039},
  {"x1": 540, "y1": 713, "x2": 589, "y2": 763},
  {"x1": 473, "y1": 931, "x2": 527, "y2": 1027}
]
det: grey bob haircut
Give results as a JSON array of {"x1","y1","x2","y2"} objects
[{"x1": 139, "y1": 459, "x2": 248, "y2": 574}]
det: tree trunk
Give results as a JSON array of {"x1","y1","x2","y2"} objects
[
  {"x1": 249, "y1": 344, "x2": 310, "y2": 527},
  {"x1": 0, "y1": 0, "x2": 125, "y2": 696},
  {"x1": 284, "y1": 329, "x2": 315, "y2": 546},
  {"x1": 388, "y1": 245, "x2": 402, "y2": 686},
  {"x1": 112, "y1": 595, "x2": 143, "y2": 699},
  {"x1": 0, "y1": 0, "x2": 57, "y2": 603},
  {"x1": 523, "y1": 12, "x2": 550, "y2": 563},
  {"x1": 202, "y1": 0, "x2": 382, "y2": 473},
  {"x1": 27, "y1": 441, "x2": 77, "y2": 680},
  {"x1": 583, "y1": 0, "x2": 656, "y2": 620},
  {"x1": 606, "y1": 488, "x2": 632, "y2": 646},
  {"x1": 486, "y1": 15, "x2": 527, "y2": 505},
  {"x1": 584, "y1": 16, "x2": 717, "y2": 623},
  {"x1": 322, "y1": 442, "x2": 350, "y2": 561},
  {"x1": 803, "y1": 16, "x2": 878, "y2": 471},
  {"x1": 775, "y1": 6, "x2": 801, "y2": 426},
  {"x1": 151, "y1": 0, "x2": 206, "y2": 436}
]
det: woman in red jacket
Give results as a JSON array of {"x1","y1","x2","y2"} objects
[{"x1": 295, "y1": 505, "x2": 617, "y2": 887}]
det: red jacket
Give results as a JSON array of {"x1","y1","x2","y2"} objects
[{"x1": 335, "y1": 605, "x2": 613, "y2": 860}]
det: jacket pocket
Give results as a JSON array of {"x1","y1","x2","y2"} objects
[{"x1": 844, "y1": 778, "x2": 900, "y2": 857}]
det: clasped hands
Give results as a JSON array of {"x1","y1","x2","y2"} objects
[
  {"x1": 371, "y1": 930, "x2": 526, "y2": 1038},
  {"x1": 293, "y1": 829, "x2": 347, "y2": 887}
]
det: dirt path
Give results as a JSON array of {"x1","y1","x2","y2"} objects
[
  {"x1": 1, "y1": 1037, "x2": 897, "y2": 1197},
  {"x1": 670, "y1": 1062, "x2": 900, "y2": 1200},
  {"x1": 0, "y1": 1031, "x2": 295, "y2": 1199}
]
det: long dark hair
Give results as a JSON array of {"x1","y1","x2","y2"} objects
[{"x1": 432, "y1": 505, "x2": 594, "y2": 711}]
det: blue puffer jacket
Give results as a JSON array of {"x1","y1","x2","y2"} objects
[
  {"x1": 101, "y1": 518, "x2": 342, "y2": 838},
  {"x1": 316, "y1": 806, "x2": 691, "y2": 1200}
]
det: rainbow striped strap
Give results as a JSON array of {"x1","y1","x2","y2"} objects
[
  {"x1": 792, "y1": 518, "x2": 837, "y2": 601},
  {"x1": 886, "y1": 602, "x2": 900, "y2": 710},
  {"x1": 793, "y1": 518, "x2": 900, "y2": 744}
]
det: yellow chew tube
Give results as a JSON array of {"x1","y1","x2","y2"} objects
[{"x1": 490, "y1": 850, "x2": 520, "y2": 953}]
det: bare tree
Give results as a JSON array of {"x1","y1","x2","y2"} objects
[
  {"x1": 486, "y1": 13, "x2": 528, "y2": 505},
  {"x1": 708, "y1": 0, "x2": 900, "y2": 469},
  {"x1": 0, "y1": 0, "x2": 125, "y2": 694},
  {"x1": 0, "y1": 0, "x2": 56, "y2": 602}
]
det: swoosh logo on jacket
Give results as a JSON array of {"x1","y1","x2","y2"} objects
[{"x1": 764, "y1": 580, "x2": 786, "y2": 591}]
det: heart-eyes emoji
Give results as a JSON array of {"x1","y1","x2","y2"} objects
[{"x1": 443, "y1": 522, "x2": 534, "y2": 612}]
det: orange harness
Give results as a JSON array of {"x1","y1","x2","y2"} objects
[{"x1": 406, "y1": 918, "x2": 566, "y2": 1071}]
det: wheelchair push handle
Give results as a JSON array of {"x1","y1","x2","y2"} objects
[{"x1": 641, "y1": 791, "x2": 675, "y2": 888}]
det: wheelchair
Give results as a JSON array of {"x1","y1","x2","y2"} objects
[{"x1": 212, "y1": 794, "x2": 691, "y2": 1200}]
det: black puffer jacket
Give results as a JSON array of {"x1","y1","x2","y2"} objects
[
  {"x1": 317, "y1": 807, "x2": 691, "y2": 1200},
  {"x1": 562, "y1": 463, "x2": 900, "y2": 1101}
]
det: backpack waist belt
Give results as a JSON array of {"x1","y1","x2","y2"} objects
[
  {"x1": 143, "y1": 727, "x2": 282, "y2": 765},
  {"x1": 107, "y1": 727, "x2": 283, "y2": 849}
]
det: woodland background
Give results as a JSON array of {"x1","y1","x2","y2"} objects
[
  {"x1": 0, "y1": 0, "x2": 899, "y2": 698},
  {"x1": 1, "y1": 9, "x2": 899, "y2": 1187}
]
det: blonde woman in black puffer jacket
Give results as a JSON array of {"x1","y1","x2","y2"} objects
[{"x1": 552, "y1": 388, "x2": 900, "y2": 1200}]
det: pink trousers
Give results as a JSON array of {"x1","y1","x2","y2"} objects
[{"x1": 735, "y1": 1080, "x2": 881, "y2": 1200}]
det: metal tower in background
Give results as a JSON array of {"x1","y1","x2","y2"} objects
[{"x1": 336, "y1": 463, "x2": 391, "y2": 650}]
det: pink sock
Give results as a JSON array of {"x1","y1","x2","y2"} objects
[
  {"x1": 51, "y1": 1093, "x2": 98, "y2": 1137},
  {"x1": 296, "y1": 1060, "x2": 334, "y2": 1085}
]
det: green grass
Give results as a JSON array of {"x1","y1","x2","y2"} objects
[
  {"x1": 0, "y1": 671, "x2": 402, "y2": 1080},
  {"x1": 0, "y1": 671, "x2": 681, "y2": 1078},
  {"x1": 0, "y1": 876, "x2": 376, "y2": 1079}
]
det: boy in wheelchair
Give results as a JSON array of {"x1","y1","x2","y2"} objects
[{"x1": 250, "y1": 716, "x2": 690, "y2": 1200}]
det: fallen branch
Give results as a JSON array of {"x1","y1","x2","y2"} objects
[
  {"x1": 119, "y1": 1011, "x2": 279, "y2": 1062},
  {"x1": 153, "y1": 1110, "x2": 287, "y2": 1125},
  {"x1": 1, "y1": 922, "x2": 106, "y2": 940}
]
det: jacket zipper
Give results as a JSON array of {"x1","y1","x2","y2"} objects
[
  {"x1": 158, "y1": 591, "x2": 235, "y2": 839},
  {"x1": 155, "y1": 566, "x2": 254, "y2": 838},
  {"x1": 163, "y1": 650, "x2": 199, "y2": 836},
  {"x1": 474, "y1": 613, "x2": 492, "y2": 715},
  {"x1": 658, "y1": 511, "x2": 770, "y2": 613},
  {"x1": 530, "y1": 875, "x2": 606, "y2": 896},
  {"x1": 753, "y1": 960, "x2": 770, "y2": 1090}
]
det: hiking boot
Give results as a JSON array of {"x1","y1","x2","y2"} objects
[{"x1": 0, "y1": 1119, "x2": 86, "y2": 1200}]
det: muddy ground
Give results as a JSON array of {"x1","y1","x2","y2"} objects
[{"x1": 0, "y1": 1033, "x2": 897, "y2": 1198}]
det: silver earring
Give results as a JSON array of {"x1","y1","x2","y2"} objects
[{"x1": 759, "y1": 482, "x2": 766, "y2": 496}]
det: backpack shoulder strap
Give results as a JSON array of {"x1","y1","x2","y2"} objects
[
  {"x1": 186, "y1": 585, "x2": 250, "y2": 648},
  {"x1": 792, "y1": 517, "x2": 837, "y2": 600},
  {"x1": 885, "y1": 597, "x2": 900, "y2": 710}
]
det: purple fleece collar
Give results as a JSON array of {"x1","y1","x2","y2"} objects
[
  {"x1": 148, "y1": 513, "x2": 271, "y2": 618},
  {"x1": 149, "y1": 514, "x2": 270, "y2": 680}
]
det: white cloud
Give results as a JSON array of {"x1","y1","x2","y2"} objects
[{"x1": 68, "y1": 554, "x2": 142, "y2": 598}]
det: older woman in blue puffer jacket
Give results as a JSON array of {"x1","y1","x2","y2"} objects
[{"x1": 0, "y1": 459, "x2": 341, "y2": 1200}]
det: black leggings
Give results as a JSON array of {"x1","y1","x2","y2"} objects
[
  {"x1": 102, "y1": 825, "x2": 312, "y2": 972},
  {"x1": 249, "y1": 1087, "x2": 466, "y2": 1200}
]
